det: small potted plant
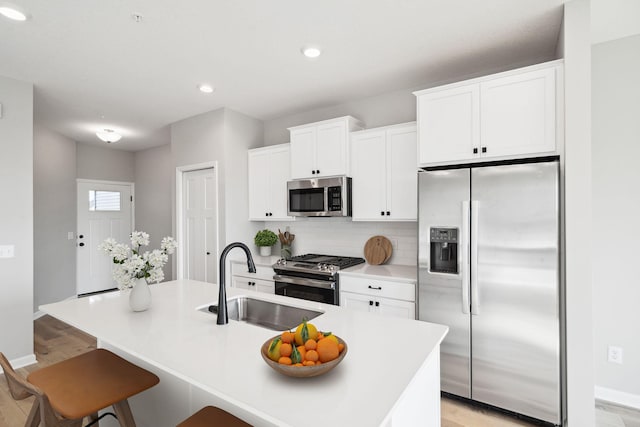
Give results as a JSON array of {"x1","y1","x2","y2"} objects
[{"x1": 254, "y1": 229, "x2": 278, "y2": 256}]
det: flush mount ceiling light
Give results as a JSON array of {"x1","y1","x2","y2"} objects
[
  {"x1": 96, "y1": 129, "x2": 122, "y2": 143},
  {"x1": 198, "y1": 84, "x2": 215, "y2": 94},
  {"x1": 0, "y1": 4, "x2": 28, "y2": 21},
  {"x1": 301, "y1": 46, "x2": 322, "y2": 59}
]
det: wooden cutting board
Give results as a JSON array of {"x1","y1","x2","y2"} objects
[{"x1": 364, "y1": 236, "x2": 393, "y2": 265}]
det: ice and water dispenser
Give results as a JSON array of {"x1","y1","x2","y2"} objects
[{"x1": 429, "y1": 227, "x2": 459, "y2": 274}]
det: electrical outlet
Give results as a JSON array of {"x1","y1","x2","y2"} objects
[
  {"x1": 608, "y1": 346, "x2": 623, "y2": 364},
  {"x1": 0, "y1": 245, "x2": 15, "y2": 258}
]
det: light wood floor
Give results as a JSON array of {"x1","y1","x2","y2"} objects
[{"x1": 1, "y1": 316, "x2": 638, "y2": 427}]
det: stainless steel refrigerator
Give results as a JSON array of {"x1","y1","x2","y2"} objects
[{"x1": 418, "y1": 159, "x2": 561, "y2": 425}]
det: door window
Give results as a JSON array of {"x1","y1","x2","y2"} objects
[{"x1": 89, "y1": 190, "x2": 121, "y2": 211}]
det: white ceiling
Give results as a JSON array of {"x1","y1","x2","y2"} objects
[
  {"x1": 0, "y1": 1, "x2": 575, "y2": 151},
  {"x1": 591, "y1": 0, "x2": 640, "y2": 44}
]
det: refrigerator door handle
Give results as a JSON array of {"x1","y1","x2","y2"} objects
[
  {"x1": 471, "y1": 200, "x2": 480, "y2": 315},
  {"x1": 461, "y1": 201, "x2": 470, "y2": 314}
]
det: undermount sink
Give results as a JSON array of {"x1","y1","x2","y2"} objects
[{"x1": 200, "y1": 296, "x2": 323, "y2": 331}]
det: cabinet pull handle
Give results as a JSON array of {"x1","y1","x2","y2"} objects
[
  {"x1": 386, "y1": 211, "x2": 390, "y2": 216},
  {"x1": 316, "y1": 170, "x2": 320, "y2": 174},
  {"x1": 312, "y1": 170, "x2": 316, "y2": 175},
  {"x1": 482, "y1": 147, "x2": 487, "y2": 153},
  {"x1": 380, "y1": 211, "x2": 385, "y2": 216},
  {"x1": 369, "y1": 300, "x2": 373, "y2": 306},
  {"x1": 473, "y1": 148, "x2": 478, "y2": 154},
  {"x1": 375, "y1": 301, "x2": 380, "y2": 307},
  {"x1": 368, "y1": 285, "x2": 382, "y2": 290}
]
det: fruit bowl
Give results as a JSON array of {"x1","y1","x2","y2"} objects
[{"x1": 260, "y1": 335, "x2": 348, "y2": 378}]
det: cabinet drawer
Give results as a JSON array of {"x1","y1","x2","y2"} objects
[
  {"x1": 339, "y1": 275, "x2": 415, "y2": 302},
  {"x1": 231, "y1": 262, "x2": 275, "y2": 281}
]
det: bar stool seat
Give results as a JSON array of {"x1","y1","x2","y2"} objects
[
  {"x1": 177, "y1": 406, "x2": 252, "y2": 427},
  {"x1": 1, "y1": 348, "x2": 159, "y2": 427}
]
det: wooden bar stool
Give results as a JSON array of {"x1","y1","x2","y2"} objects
[
  {"x1": 1, "y1": 348, "x2": 159, "y2": 427},
  {"x1": 177, "y1": 406, "x2": 252, "y2": 427}
]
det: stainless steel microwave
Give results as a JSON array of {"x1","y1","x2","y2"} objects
[{"x1": 287, "y1": 176, "x2": 352, "y2": 217}]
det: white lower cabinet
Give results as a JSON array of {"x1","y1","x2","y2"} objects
[
  {"x1": 232, "y1": 276, "x2": 274, "y2": 294},
  {"x1": 339, "y1": 275, "x2": 416, "y2": 320},
  {"x1": 230, "y1": 262, "x2": 275, "y2": 294}
]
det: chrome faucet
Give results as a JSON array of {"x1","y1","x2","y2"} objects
[{"x1": 217, "y1": 242, "x2": 256, "y2": 325}]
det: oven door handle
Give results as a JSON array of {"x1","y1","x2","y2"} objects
[{"x1": 273, "y1": 275, "x2": 336, "y2": 290}]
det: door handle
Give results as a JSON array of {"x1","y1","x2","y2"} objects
[
  {"x1": 368, "y1": 285, "x2": 382, "y2": 290},
  {"x1": 79, "y1": 242, "x2": 85, "y2": 247},
  {"x1": 78, "y1": 234, "x2": 84, "y2": 239},
  {"x1": 471, "y1": 200, "x2": 480, "y2": 315},
  {"x1": 206, "y1": 252, "x2": 211, "y2": 255},
  {"x1": 461, "y1": 201, "x2": 470, "y2": 314}
]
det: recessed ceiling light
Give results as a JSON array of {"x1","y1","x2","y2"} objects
[
  {"x1": 301, "y1": 46, "x2": 322, "y2": 59},
  {"x1": 96, "y1": 129, "x2": 122, "y2": 143},
  {"x1": 0, "y1": 5, "x2": 28, "y2": 21},
  {"x1": 198, "y1": 84, "x2": 215, "y2": 94}
]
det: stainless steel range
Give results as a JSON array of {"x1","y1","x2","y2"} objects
[{"x1": 272, "y1": 254, "x2": 365, "y2": 305}]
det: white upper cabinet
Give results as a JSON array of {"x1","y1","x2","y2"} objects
[
  {"x1": 480, "y1": 67, "x2": 556, "y2": 157},
  {"x1": 350, "y1": 123, "x2": 417, "y2": 221},
  {"x1": 414, "y1": 61, "x2": 561, "y2": 167},
  {"x1": 289, "y1": 116, "x2": 364, "y2": 179},
  {"x1": 416, "y1": 85, "x2": 480, "y2": 165},
  {"x1": 248, "y1": 144, "x2": 294, "y2": 221}
]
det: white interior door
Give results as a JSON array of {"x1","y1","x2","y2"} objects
[
  {"x1": 76, "y1": 181, "x2": 133, "y2": 295},
  {"x1": 182, "y1": 168, "x2": 217, "y2": 283}
]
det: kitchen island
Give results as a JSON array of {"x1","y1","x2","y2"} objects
[{"x1": 40, "y1": 280, "x2": 448, "y2": 427}]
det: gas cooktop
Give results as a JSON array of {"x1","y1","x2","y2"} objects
[{"x1": 273, "y1": 253, "x2": 365, "y2": 277}]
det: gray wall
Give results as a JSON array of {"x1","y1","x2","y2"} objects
[
  {"x1": 592, "y1": 34, "x2": 640, "y2": 401},
  {"x1": 263, "y1": 88, "x2": 417, "y2": 146},
  {"x1": 0, "y1": 75, "x2": 34, "y2": 364},
  {"x1": 77, "y1": 143, "x2": 135, "y2": 182},
  {"x1": 563, "y1": 0, "x2": 595, "y2": 425},
  {"x1": 222, "y1": 109, "x2": 263, "y2": 246},
  {"x1": 134, "y1": 144, "x2": 174, "y2": 280},
  {"x1": 170, "y1": 108, "x2": 263, "y2": 256},
  {"x1": 33, "y1": 125, "x2": 77, "y2": 311}
]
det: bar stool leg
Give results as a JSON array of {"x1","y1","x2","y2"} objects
[
  {"x1": 112, "y1": 399, "x2": 137, "y2": 427},
  {"x1": 88, "y1": 412, "x2": 100, "y2": 427},
  {"x1": 25, "y1": 402, "x2": 40, "y2": 427}
]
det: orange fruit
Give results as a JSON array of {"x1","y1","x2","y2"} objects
[
  {"x1": 297, "y1": 345, "x2": 307, "y2": 360},
  {"x1": 338, "y1": 343, "x2": 345, "y2": 353},
  {"x1": 324, "y1": 333, "x2": 339, "y2": 346},
  {"x1": 278, "y1": 356, "x2": 292, "y2": 365},
  {"x1": 304, "y1": 339, "x2": 317, "y2": 350},
  {"x1": 293, "y1": 363, "x2": 303, "y2": 367},
  {"x1": 305, "y1": 350, "x2": 319, "y2": 362},
  {"x1": 281, "y1": 331, "x2": 295, "y2": 344},
  {"x1": 316, "y1": 337, "x2": 339, "y2": 362},
  {"x1": 303, "y1": 360, "x2": 315, "y2": 366},
  {"x1": 280, "y1": 343, "x2": 292, "y2": 357}
]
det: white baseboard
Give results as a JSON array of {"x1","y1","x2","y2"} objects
[
  {"x1": 0, "y1": 354, "x2": 37, "y2": 374},
  {"x1": 595, "y1": 386, "x2": 640, "y2": 410},
  {"x1": 33, "y1": 295, "x2": 78, "y2": 320}
]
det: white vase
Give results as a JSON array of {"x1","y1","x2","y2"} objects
[
  {"x1": 129, "y1": 277, "x2": 152, "y2": 312},
  {"x1": 259, "y1": 246, "x2": 272, "y2": 256}
]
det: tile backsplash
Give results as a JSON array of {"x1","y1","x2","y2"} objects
[{"x1": 266, "y1": 218, "x2": 417, "y2": 266}]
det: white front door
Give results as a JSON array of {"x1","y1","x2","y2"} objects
[
  {"x1": 182, "y1": 168, "x2": 217, "y2": 283},
  {"x1": 76, "y1": 180, "x2": 133, "y2": 295}
]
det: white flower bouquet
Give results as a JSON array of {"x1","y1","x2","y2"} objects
[{"x1": 99, "y1": 231, "x2": 177, "y2": 290}]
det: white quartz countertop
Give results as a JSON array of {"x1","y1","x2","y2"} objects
[
  {"x1": 339, "y1": 263, "x2": 417, "y2": 283},
  {"x1": 41, "y1": 280, "x2": 446, "y2": 427}
]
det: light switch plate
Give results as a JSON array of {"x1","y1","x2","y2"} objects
[
  {"x1": 68, "y1": 231, "x2": 74, "y2": 240},
  {"x1": 0, "y1": 245, "x2": 15, "y2": 258}
]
